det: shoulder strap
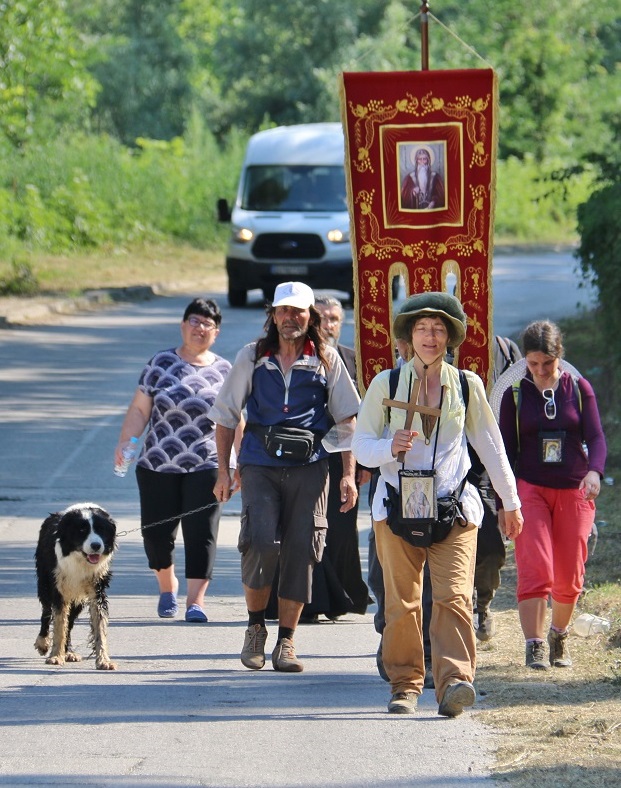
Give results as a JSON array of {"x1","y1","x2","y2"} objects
[
  {"x1": 512, "y1": 381, "x2": 523, "y2": 452},
  {"x1": 458, "y1": 368, "x2": 469, "y2": 413},
  {"x1": 384, "y1": 366, "x2": 401, "y2": 424}
]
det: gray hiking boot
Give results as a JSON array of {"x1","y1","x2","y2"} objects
[
  {"x1": 241, "y1": 624, "x2": 268, "y2": 670},
  {"x1": 476, "y1": 609, "x2": 496, "y2": 642},
  {"x1": 271, "y1": 637, "x2": 304, "y2": 672},
  {"x1": 548, "y1": 628, "x2": 573, "y2": 667},
  {"x1": 438, "y1": 681, "x2": 476, "y2": 717},
  {"x1": 388, "y1": 692, "x2": 418, "y2": 714},
  {"x1": 525, "y1": 639, "x2": 548, "y2": 670}
]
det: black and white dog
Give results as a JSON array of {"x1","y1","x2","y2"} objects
[{"x1": 34, "y1": 503, "x2": 117, "y2": 670}]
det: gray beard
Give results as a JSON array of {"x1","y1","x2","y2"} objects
[{"x1": 417, "y1": 164, "x2": 429, "y2": 193}]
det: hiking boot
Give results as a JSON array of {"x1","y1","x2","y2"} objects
[
  {"x1": 240, "y1": 624, "x2": 268, "y2": 670},
  {"x1": 388, "y1": 692, "x2": 418, "y2": 714},
  {"x1": 476, "y1": 609, "x2": 496, "y2": 642},
  {"x1": 525, "y1": 639, "x2": 548, "y2": 670},
  {"x1": 424, "y1": 662, "x2": 435, "y2": 689},
  {"x1": 376, "y1": 637, "x2": 389, "y2": 682},
  {"x1": 438, "y1": 681, "x2": 476, "y2": 717},
  {"x1": 548, "y1": 628, "x2": 573, "y2": 668},
  {"x1": 272, "y1": 638, "x2": 304, "y2": 672}
]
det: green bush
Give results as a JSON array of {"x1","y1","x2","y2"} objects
[
  {"x1": 0, "y1": 120, "x2": 248, "y2": 253},
  {"x1": 495, "y1": 155, "x2": 595, "y2": 243}
]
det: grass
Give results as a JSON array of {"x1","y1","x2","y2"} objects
[
  {"x1": 0, "y1": 242, "x2": 228, "y2": 297},
  {"x1": 2, "y1": 243, "x2": 620, "y2": 784}
]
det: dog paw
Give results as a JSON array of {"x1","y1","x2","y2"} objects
[
  {"x1": 65, "y1": 652, "x2": 82, "y2": 663},
  {"x1": 96, "y1": 660, "x2": 117, "y2": 671},
  {"x1": 34, "y1": 637, "x2": 50, "y2": 656},
  {"x1": 45, "y1": 655, "x2": 65, "y2": 666}
]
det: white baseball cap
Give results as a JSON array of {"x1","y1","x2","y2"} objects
[{"x1": 272, "y1": 281, "x2": 315, "y2": 309}]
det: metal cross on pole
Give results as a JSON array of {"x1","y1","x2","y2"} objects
[{"x1": 383, "y1": 377, "x2": 442, "y2": 462}]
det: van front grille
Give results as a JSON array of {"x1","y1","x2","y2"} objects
[{"x1": 252, "y1": 233, "x2": 325, "y2": 260}]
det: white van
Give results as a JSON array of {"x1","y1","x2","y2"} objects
[{"x1": 217, "y1": 123, "x2": 354, "y2": 307}]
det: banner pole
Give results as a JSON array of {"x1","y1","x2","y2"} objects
[{"x1": 421, "y1": 1, "x2": 430, "y2": 70}]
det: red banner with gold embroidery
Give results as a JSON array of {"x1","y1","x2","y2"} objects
[{"x1": 340, "y1": 68, "x2": 498, "y2": 391}]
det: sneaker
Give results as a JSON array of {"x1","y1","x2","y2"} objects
[
  {"x1": 388, "y1": 692, "x2": 418, "y2": 714},
  {"x1": 272, "y1": 638, "x2": 304, "y2": 672},
  {"x1": 438, "y1": 681, "x2": 476, "y2": 718},
  {"x1": 424, "y1": 663, "x2": 435, "y2": 689},
  {"x1": 548, "y1": 628, "x2": 572, "y2": 667},
  {"x1": 476, "y1": 609, "x2": 496, "y2": 642},
  {"x1": 376, "y1": 638, "x2": 389, "y2": 682},
  {"x1": 241, "y1": 624, "x2": 268, "y2": 670},
  {"x1": 525, "y1": 639, "x2": 548, "y2": 670}
]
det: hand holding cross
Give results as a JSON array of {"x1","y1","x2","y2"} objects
[{"x1": 383, "y1": 377, "x2": 442, "y2": 462}]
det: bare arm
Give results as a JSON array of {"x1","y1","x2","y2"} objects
[
  {"x1": 337, "y1": 417, "x2": 358, "y2": 513},
  {"x1": 114, "y1": 389, "x2": 152, "y2": 465},
  {"x1": 214, "y1": 424, "x2": 237, "y2": 502}
]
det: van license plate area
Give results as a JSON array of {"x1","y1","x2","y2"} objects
[{"x1": 270, "y1": 265, "x2": 308, "y2": 275}]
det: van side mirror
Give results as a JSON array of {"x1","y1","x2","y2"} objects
[{"x1": 217, "y1": 198, "x2": 232, "y2": 223}]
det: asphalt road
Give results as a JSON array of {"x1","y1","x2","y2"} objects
[{"x1": 0, "y1": 249, "x2": 594, "y2": 786}]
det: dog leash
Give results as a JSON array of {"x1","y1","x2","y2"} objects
[{"x1": 116, "y1": 501, "x2": 220, "y2": 537}]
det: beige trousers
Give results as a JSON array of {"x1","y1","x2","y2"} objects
[{"x1": 374, "y1": 516, "x2": 478, "y2": 702}]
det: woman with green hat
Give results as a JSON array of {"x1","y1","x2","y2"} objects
[{"x1": 352, "y1": 291, "x2": 523, "y2": 716}]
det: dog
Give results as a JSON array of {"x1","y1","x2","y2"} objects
[{"x1": 34, "y1": 503, "x2": 117, "y2": 670}]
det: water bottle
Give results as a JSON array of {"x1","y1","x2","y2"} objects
[
  {"x1": 573, "y1": 613, "x2": 611, "y2": 637},
  {"x1": 114, "y1": 436, "x2": 139, "y2": 477}
]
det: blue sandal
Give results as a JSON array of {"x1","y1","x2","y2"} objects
[
  {"x1": 185, "y1": 604, "x2": 208, "y2": 623},
  {"x1": 158, "y1": 592, "x2": 178, "y2": 618}
]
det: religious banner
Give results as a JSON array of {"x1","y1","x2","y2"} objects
[{"x1": 340, "y1": 68, "x2": 498, "y2": 392}]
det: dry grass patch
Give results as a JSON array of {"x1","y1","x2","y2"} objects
[
  {"x1": 474, "y1": 554, "x2": 621, "y2": 787},
  {"x1": 1, "y1": 243, "x2": 228, "y2": 296}
]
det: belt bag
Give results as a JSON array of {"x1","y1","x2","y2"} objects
[
  {"x1": 248, "y1": 423, "x2": 318, "y2": 462},
  {"x1": 384, "y1": 480, "x2": 466, "y2": 547}
]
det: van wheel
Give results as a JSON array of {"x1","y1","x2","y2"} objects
[{"x1": 228, "y1": 287, "x2": 247, "y2": 307}]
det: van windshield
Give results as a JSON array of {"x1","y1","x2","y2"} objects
[{"x1": 241, "y1": 165, "x2": 347, "y2": 212}]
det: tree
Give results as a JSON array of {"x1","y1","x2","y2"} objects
[
  {"x1": 0, "y1": 0, "x2": 98, "y2": 147},
  {"x1": 83, "y1": 0, "x2": 193, "y2": 145},
  {"x1": 210, "y1": 0, "x2": 378, "y2": 132}
]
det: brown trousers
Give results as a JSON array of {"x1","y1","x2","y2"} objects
[{"x1": 374, "y1": 516, "x2": 478, "y2": 702}]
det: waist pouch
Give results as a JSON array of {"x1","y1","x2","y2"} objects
[
  {"x1": 383, "y1": 481, "x2": 467, "y2": 547},
  {"x1": 246, "y1": 423, "x2": 319, "y2": 462}
]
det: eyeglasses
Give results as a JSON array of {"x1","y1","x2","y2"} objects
[
  {"x1": 542, "y1": 388, "x2": 556, "y2": 420},
  {"x1": 187, "y1": 316, "x2": 217, "y2": 331}
]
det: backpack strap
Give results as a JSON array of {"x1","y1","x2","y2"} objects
[
  {"x1": 458, "y1": 368, "x2": 469, "y2": 413},
  {"x1": 385, "y1": 366, "x2": 401, "y2": 424}
]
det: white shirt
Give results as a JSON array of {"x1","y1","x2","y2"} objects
[{"x1": 352, "y1": 361, "x2": 520, "y2": 525}]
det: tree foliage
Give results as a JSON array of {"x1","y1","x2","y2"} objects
[{"x1": 0, "y1": 0, "x2": 98, "y2": 147}]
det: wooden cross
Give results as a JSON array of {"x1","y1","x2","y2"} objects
[{"x1": 383, "y1": 378, "x2": 442, "y2": 462}]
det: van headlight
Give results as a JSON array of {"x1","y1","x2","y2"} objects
[
  {"x1": 232, "y1": 226, "x2": 254, "y2": 243},
  {"x1": 327, "y1": 228, "x2": 349, "y2": 244}
]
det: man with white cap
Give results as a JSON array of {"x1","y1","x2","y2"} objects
[{"x1": 211, "y1": 282, "x2": 360, "y2": 673}]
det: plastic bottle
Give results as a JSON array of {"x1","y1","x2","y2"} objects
[
  {"x1": 114, "y1": 436, "x2": 139, "y2": 477},
  {"x1": 573, "y1": 613, "x2": 611, "y2": 637}
]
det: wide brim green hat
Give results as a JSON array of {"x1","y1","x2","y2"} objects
[{"x1": 393, "y1": 292, "x2": 467, "y2": 348}]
